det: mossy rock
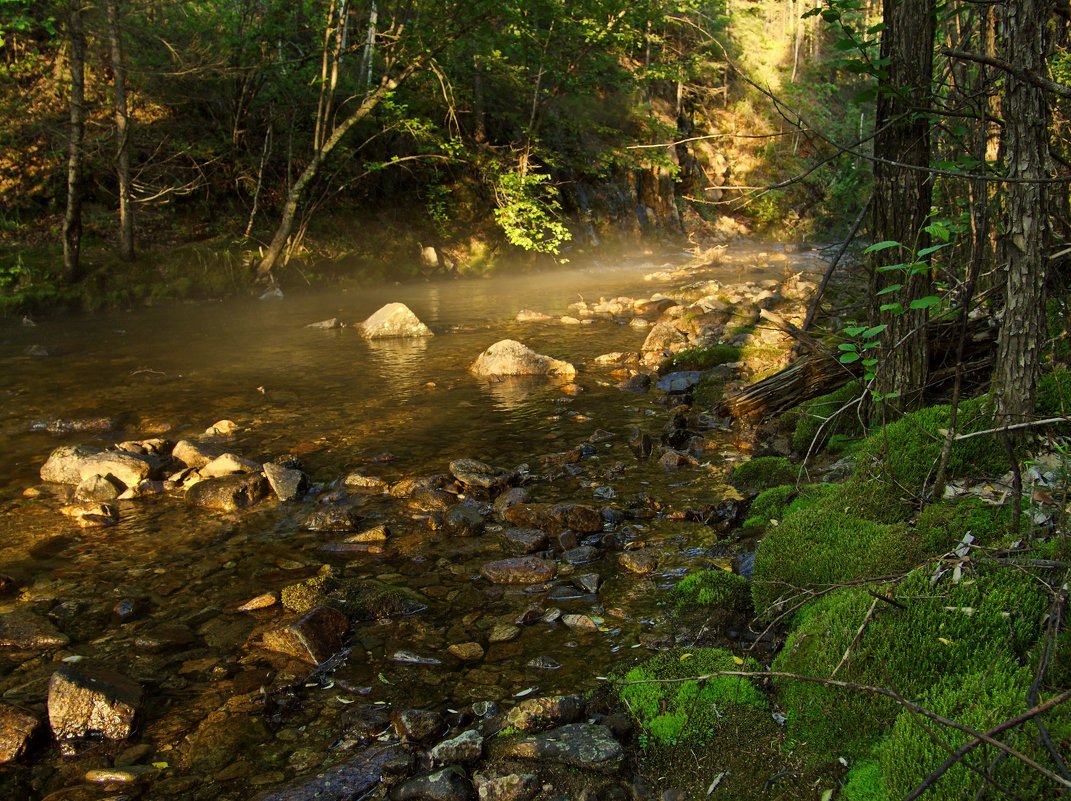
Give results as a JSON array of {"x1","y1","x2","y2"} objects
[
  {"x1": 742, "y1": 482, "x2": 839, "y2": 531},
  {"x1": 772, "y1": 563, "x2": 1051, "y2": 764},
  {"x1": 879, "y1": 662, "x2": 1070, "y2": 801},
  {"x1": 664, "y1": 343, "x2": 740, "y2": 372},
  {"x1": 617, "y1": 647, "x2": 766, "y2": 746},
  {"x1": 853, "y1": 397, "x2": 1007, "y2": 498},
  {"x1": 282, "y1": 568, "x2": 427, "y2": 620},
  {"x1": 751, "y1": 495, "x2": 920, "y2": 616},
  {"x1": 914, "y1": 497, "x2": 1016, "y2": 555},
  {"x1": 668, "y1": 570, "x2": 751, "y2": 615},
  {"x1": 788, "y1": 382, "x2": 864, "y2": 454},
  {"x1": 730, "y1": 456, "x2": 800, "y2": 491}
]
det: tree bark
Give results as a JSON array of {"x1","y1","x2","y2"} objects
[
  {"x1": 256, "y1": 71, "x2": 412, "y2": 278},
  {"x1": 869, "y1": 0, "x2": 936, "y2": 416},
  {"x1": 106, "y1": 0, "x2": 135, "y2": 260},
  {"x1": 62, "y1": 0, "x2": 86, "y2": 283},
  {"x1": 990, "y1": 0, "x2": 1053, "y2": 425}
]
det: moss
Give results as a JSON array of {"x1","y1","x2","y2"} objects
[
  {"x1": 751, "y1": 494, "x2": 920, "y2": 616},
  {"x1": 730, "y1": 456, "x2": 800, "y2": 491},
  {"x1": 617, "y1": 648, "x2": 766, "y2": 746},
  {"x1": 914, "y1": 497, "x2": 1016, "y2": 555},
  {"x1": 788, "y1": 382, "x2": 864, "y2": 454},
  {"x1": 1036, "y1": 369, "x2": 1071, "y2": 416},
  {"x1": 772, "y1": 564, "x2": 1050, "y2": 764},
  {"x1": 669, "y1": 570, "x2": 751, "y2": 615},
  {"x1": 281, "y1": 565, "x2": 337, "y2": 613},
  {"x1": 842, "y1": 760, "x2": 891, "y2": 801},
  {"x1": 665, "y1": 343, "x2": 741, "y2": 372},
  {"x1": 879, "y1": 663, "x2": 1040, "y2": 801},
  {"x1": 854, "y1": 397, "x2": 1007, "y2": 499},
  {"x1": 742, "y1": 482, "x2": 839, "y2": 530}
]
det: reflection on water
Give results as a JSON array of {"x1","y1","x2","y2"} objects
[{"x1": 363, "y1": 336, "x2": 431, "y2": 401}]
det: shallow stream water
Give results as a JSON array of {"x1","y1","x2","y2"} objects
[{"x1": 0, "y1": 243, "x2": 825, "y2": 799}]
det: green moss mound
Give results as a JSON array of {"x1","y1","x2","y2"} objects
[
  {"x1": 618, "y1": 648, "x2": 766, "y2": 746},
  {"x1": 854, "y1": 397, "x2": 1007, "y2": 498},
  {"x1": 842, "y1": 760, "x2": 891, "y2": 801},
  {"x1": 743, "y1": 482, "x2": 839, "y2": 530},
  {"x1": 914, "y1": 497, "x2": 1016, "y2": 555},
  {"x1": 751, "y1": 496, "x2": 919, "y2": 616},
  {"x1": 879, "y1": 662, "x2": 1070, "y2": 801},
  {"x1": 669, "y1": 570, "x2": 751, "y2": 615},
  {"x1": 1036, "y1": 369, "x2": 1071, "y2": 416},
  {"x1": 665, "y1": 343, "x2": 741, "y2": 372},
  {"x1": 772, "y1": 563, "x2": 1051, "y2": 763},
  {"x1": 788, "y1": 382, "x2": 864, "y2": 454},
  {"x1": 730, "y1": 456, "x2": 800, "y2": 491}
]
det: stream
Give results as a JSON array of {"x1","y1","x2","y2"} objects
[{"x1": 0, "y1": 243, "x2": 825, "y2": 800}]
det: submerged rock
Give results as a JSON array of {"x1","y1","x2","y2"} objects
[
  {"x1": 0, "y1": 609, "x2": 69, "y2": 649},
  {"x1": 0, "y1": 703, "x2": 42, "y2": 763},
  {"x1": 391, "y1": 709, "x2": 445, "y2": 743},
  {"x1": 256, "y1": 744, "x2": 396, "y2": 801},
  {"x1": 502, "y1": 502, "x2": 603, "y2": 533},
  {"x1": 505, "y1": 695, "x2": 584, "y2": 733},
  {"x1": 47, "y1": 665, "x2": 142, "y2": 741},
  {"x1": 391, "y1": 766, "x2": 472, "y2": 801},
  {"x1": 303, "y1": 505, "x2": 362, "y2": 532},
  {"x1": 359, "y1": 302, "x2": 434, "y2": 339},
  {"x1": 479, "y1": 557, "x2": 556, "y2": 585},
  {"x1": 470, "y1": 340, "x2": 575, "y2": 379},
  {"x1": 60, "y1": 502, "x2": 119, "y2": 528},
  {"x1": 263, "y1": 461, "x2": 308, "y2": 501},
  {"x1": 449, "y1": 458, "x2": 514, "y2": 493}
]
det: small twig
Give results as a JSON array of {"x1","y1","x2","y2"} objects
[
  {"x1": 802, "y1": 193, "x2": 872, "y2": 332},
  {"x1": 954, "y1": 417, "x2": 1070, "y2": 441},
  {"x1": 831, "y1": 596, "x2": 880, "y2": 677},
  {"x1": 867, "y1": 589, "x2": 908, "y2": 610}
]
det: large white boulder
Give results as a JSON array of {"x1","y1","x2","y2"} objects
[
  {"x1": 357, "y1": 303, "x2": 433, "y2": 339},
  {"x1": 470, "y1": 339, "x2": 576, "y2": 379}
]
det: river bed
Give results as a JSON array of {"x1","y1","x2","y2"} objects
[{"x1": 0, "y1": 243, "x2": 825, "y2": 800}]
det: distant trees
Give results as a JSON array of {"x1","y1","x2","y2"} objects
[{"x1": 61, "y1": 0, "x2": 86, "y2": 282}]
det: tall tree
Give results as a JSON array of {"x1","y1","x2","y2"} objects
[
  {"x1": 62, "y1": 0, "x2": 86, "y2": 283},
  {"x1": 990, "y1": 0, "x2": 1054, "y2": 424},
  {"x1": 105, "y1": 0, "x2": 134, "y2": 260},
  {"x1": 869, "y1": 0, "x2": 936, "y2": 415}
]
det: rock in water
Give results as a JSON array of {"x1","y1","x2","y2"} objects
[
  {"x1": 479, "y1": 557, "x2": 557, "y2": 584},
  {"x1": 256, "y1": 745, "x2": 395, "y2": 801},
  {"x1": 500, "y1": 723, "x2": 624, "y2": 773},
  {"x1": 391, "y1": 766, "x2": 472, "y2": 801},
  {"x1": 470, "y1": 340, "x2": 576, "y2": 379},
  {"x1": 261, "y1": 606, "x2": 350, "y2": 665},
  {"x1": 0, "y1": 703, "x2": 42, "y2": 763},
  {"x1": 358, "y1": 303, "x2": 434, "y2": 339},
  {"x1": 47, "y1": 665, "x2": 142, "y2": 741},
  {"x1": 185, "y1": 473, "x2": 269, "y2": 511},
  {"x1": 263, "y1": 462, "x2": 308, "y2": 501}
]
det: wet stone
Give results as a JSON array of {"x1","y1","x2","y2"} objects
[
  {"x1": 0, "y1": 703, "x2": 43, "y2": 763},
  {"x1": 60, "y1": 502, "x2": 119, "y2": 528},
  {"x1": 255, "y1": 744, "x2": 396, "y2": 801},
  {"x1": 201, "y1": 452, "x2": 261, "y2": 477},
  {"x1": 562, "y1": 546, "x2": 600, "y2": 565},
  {"x1": 488, "y1": 623, "x2": 521, "y2": 643},
  {"x1": 450, "y1": 458, "x2": 514, "y2": 493},
  {"x1": 261, "y1": 606, "x2": 349, "y2": 665},
  {"x1": 561, "y1": 614, "x2": 600, "y2": 631},
  {"x1": 74, "y1": 474, "x2": 122, "y2": 501},
  {"x1": 429, "y1": 729, "x2": 484, "y2": 765},
  {"x1": 573, "y1": 573, "x2": 601, "y2": 594},
  {"x1": 501, "y1": 528, "x2": 548, "y2": 554},
  {"x1": 480, "y1": 558, "x2": 556, "y2": 585},
  {"x1": 303, "y1": 505, "x2": 362, "y2": 532},
  {"x1": 513, "y1": 606, "x2": 543, "y2": 626},
  {"x1": 500, "y1": 724, "x2": 624, "y2": 773},
  {"x1": 263, "y1": 462, "x2": 308, "y2": 501},
  {"x1": 392, "y1": 709, "x2": 445, "y2": 743},
  {"x1": 345, "y1": 524, "x2": 390, "y2": 543},
  {"x1": 47, "y1": 665, "x2": 142, "y2": 741},
  {"x1": 445, "y1": 501, "x2": 486, "y2": 537},
  {"x1": 0, "y1": 574, "x2": 15, "y2": 597},
  {"x1": 409, "y1": 486, "x2": 457, "y2": 512},
  {"x1": 502, "y1": 503, "x2": 602, "y2": 533},
  {"x1": 391, "y1": 766, "x2": 473, "y2": 801},
  {"x1": 448, "y1": 642, "x2": 485, "y2": 662},
  {"x1": 474, "y1": 772, "x2": 541, "y2": 801},
  {"x1": 493, "y1": 488, "x2": 528, "y2": 520},
  {"x1": 345, "y1": 471, "x2": 390, "y2": 493},
  {"x1": 0, "y1": 608, "x2": 69, "y2": 649},
  {"x1": 186, "y1": 473, "x2": 269, "y2": 512},
  {"x1": 393, "y1": 650, "x2": 443, "y2": 666},
  {"x1": 618, "y1": 551, "x2": 659, "y2": 575},
  {"x1": 556, "y1": 531, "x2": 579, "y2": 551},
  {"x1": 505, "y1": 695, "x2": 584, "y2": 733},
  {"x1": 172, "y1": 439, "x2": 221, "y2": 469}
]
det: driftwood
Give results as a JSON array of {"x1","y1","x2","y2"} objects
[{"x1": 719, "y1": 312, "x2": 998, "y2": 421}]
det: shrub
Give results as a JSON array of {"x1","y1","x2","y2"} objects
[{"x1": 617, "y1": 648, "x2": 766, "y2": 746}]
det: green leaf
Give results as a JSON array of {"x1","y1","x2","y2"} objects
[
  {"x1": 839, "y1": 352, "x2": 861, "y2": 364},
  {"x1": 876, "y1": 283, "x2": 902, "y2": 296},
  {"x1": 916, "y1": 243, "x2": 948, "y2": 258},
  {"x1": 862, "y1": 324, "x2": 887, "y2": 339},
  {"x1": 843, "y1": 325, "x2": 866, "y2": 337},
  {"x1": 909, "y1": 295, "x2": 941, "y2": 310},
  {"x1": 880, "y1": 302, "x2": 904, "y2": 314},
  {"x1": 864, "y1": 240, "x2": 902, "y2": 254},
  {"x1": 838, "y1": 342, "x2": 858, "y2": 351},
  {"x1": 877, "y1": 262, "x2": 909, "y2": 273}
]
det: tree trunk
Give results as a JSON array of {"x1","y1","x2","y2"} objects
[
  {"x1": 869, "y1": 0, "x2": 936, "y2": 416},
  {"x1": 106, "y1": 0, "x2": 135, "y2": 260},
  {"x1": 256, "y1": 72, "x2": 410, "y2": 278},
  {"x1": 62, "y1": 0, "x2": 86, "y2": 283},
  {"x1": 990, "y1": 0, "x2": 1052, "y2": 425}
]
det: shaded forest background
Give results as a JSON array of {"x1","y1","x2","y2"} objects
[{"x1": 0, "y1": 0, "x2": 876, "y2": 307}]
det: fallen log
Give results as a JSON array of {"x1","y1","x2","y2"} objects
[{"x1": 719, "y1": 314, "x2": 998, "y2": 422}]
